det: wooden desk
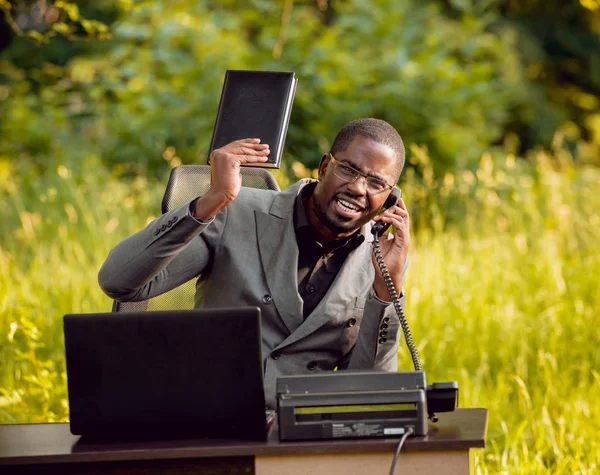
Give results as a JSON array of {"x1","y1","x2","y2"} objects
[{"x1": 0, "y1": 408, "x2": 487, "y2": 474}]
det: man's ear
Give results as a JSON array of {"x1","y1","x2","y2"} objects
[{"x1": 317, "y1": 153, "x2": 330, "y2": 180}]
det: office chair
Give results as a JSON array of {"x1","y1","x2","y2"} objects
[{"x1": 112, "y1": 165, "x2": 280, "y2": 313}]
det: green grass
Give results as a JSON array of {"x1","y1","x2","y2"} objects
[
  {"x1": 0, "y1": 156, "x2": 163, "y2": 422},
  {"x1": 0, "y1": 151, "x2": 598, "y2": 473},
  {"x1": 400, "y1": 150, "x2": 600, "y2": 473}
]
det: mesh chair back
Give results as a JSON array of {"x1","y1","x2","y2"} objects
[{"x1": 113, "y1": 165, "x2": 280, "y2": 312}]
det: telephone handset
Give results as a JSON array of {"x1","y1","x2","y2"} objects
[{"x1": 371, "y1": 187, "x2": 402, "y2": 237}]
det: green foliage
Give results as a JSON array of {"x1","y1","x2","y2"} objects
[
  {"x1": 442, "y1": 0, "x2": 600, "y2": 154},
  {"x1": 0, "y1": 0, "x2": 548, "y2": 179},
  {"x1": 0, "y1": 0, "x2": 112, "y2": 46},
  {"x1": 2, "y1": 1, "x2": 599, "y2": 182}
]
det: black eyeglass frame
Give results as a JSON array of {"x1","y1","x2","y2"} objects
[{"x1": 329, "y1": 153, "x2": 394, "y2": 194}]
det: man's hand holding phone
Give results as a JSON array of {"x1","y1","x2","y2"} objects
[
  {"x1": 193, "y1": 139, "x2": 270, "y2": 221},
  {"x1": 371, "y1": 193, "x2": 411, "y2": 302}
]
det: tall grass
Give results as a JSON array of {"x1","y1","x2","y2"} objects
[
  {"x1": 0, "y1": 155, "x2": 164, "y2": 421},
  {"x1": 0, "y1": 148, "x2": 598, "y2": 473},
  {"x1": 401, "y1": 144, "x2": 600, "y2": 474}
]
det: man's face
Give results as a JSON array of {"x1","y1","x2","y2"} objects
[{"x1": 310, "y1": 136, "x2": 398, "y2": 237}]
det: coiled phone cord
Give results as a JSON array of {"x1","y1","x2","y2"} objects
[{"x1": 372, "y1": 235, "x2": 422, "y2": 372}]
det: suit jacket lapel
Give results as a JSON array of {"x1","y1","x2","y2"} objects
[
  {"x1": 278, "y1": 227, "x2": 375, "y2": 348},
  {"x1": 255, "y1": 181, "x2": 308, "y2": 334}
]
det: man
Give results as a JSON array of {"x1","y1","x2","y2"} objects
[{"x1": 99, "y1": 118, "x2": 410, "y2": 408}]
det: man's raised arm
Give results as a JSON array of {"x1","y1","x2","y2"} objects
[{"x1": 98, "y1": 139, "x2": 270, "y2": 301}]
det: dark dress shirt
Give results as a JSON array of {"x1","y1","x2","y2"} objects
[{"x1": 294, "y1": 183, "x2": 364, "y2": 319}]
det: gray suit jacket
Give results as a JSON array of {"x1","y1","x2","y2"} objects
[{"x1": 99, "y1": 179, "x2": 404, "y2": 407}]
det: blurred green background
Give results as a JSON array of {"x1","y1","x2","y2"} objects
[{"x1": 1, "y1": 1, "x2": 599, "y2": 473}]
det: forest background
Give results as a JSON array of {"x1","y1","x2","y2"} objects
[{"x1": 1, "y1": 1, "x2": 599, "y2": 473}]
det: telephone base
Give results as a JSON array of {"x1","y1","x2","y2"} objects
[{"x1": 276, "y1": 371, "x2": 458, "y2": 441}]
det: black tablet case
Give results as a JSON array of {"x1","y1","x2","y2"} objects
[{"x1": 207, "y1": 70, "x2": 297, "y2": 168}]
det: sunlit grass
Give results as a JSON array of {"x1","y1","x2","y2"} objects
[
  {"x1": 400, "y1": 148, "x2": 600, "y2": 474},
  {"x1": 0, "y1": 156, "x2": 163, "y2": 422},
  {"x1": 0, "y1": 149, "x2": 598, "y2": 473}
]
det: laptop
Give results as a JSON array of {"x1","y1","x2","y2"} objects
[{"x1": 63, "y1": 307, "x2": 267, "y2": 441}]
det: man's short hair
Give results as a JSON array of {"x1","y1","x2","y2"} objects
[{"x1": 330, "y1": 118, "x2": 405, "y2": 180}]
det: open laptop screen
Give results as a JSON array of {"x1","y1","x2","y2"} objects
[{"x1": 63, "y1": 307, "x2": 266, "y2": 441}]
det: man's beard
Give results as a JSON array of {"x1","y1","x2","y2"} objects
[{"x1": 313, "y1": 192, "x2": 366, "y2": 234}]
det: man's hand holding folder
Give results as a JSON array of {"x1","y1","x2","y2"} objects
[{"x1": 193, "y1": 138, "x2": 270, "y2": 221}]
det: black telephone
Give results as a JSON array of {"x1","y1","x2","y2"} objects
[{"x1": 371, "y1": 187, "x2": 402, "y2": 237}]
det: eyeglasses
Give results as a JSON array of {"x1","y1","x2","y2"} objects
[{"x1": 329, "y1": 154, "x2": 393, "y2": 194}]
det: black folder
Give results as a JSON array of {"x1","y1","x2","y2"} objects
[{"x1": 207, "y1": 70, "x2": 297, "y2": 168}]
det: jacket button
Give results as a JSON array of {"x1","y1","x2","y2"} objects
[
  {"x1": 262, "y1": 294, "x2": 273, "y2": 304},
  {"x1": 347, "y1": 318, "x2": 357, "y2": 327},
  {"x1": 307, "y1": 361, "x2": 317, "y2": 371},
  {"x1": 383, "y1": 317, "x2": 390, "y2": 324},
  {"x1": 160, "y1": 224, "x2": 167, "y2": 231},
  {"x1": 154, "y1": 229, "x2": 160, "y2": 235},
  {"x1": 172, "y1": 216, "x2": 178, "y2": 222},
  {"x1": 378, "y1": 338, "x2": 386, "y2": 344},
  {"x1": 381, "y1": 323, "x2": 388, "y2": 330},
  {"x1": 271, "y1": 351, "x2": 281, "y2": 360},
  {"x1": 379, "y1": 330, "x2": 387, "y2": 338}
]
